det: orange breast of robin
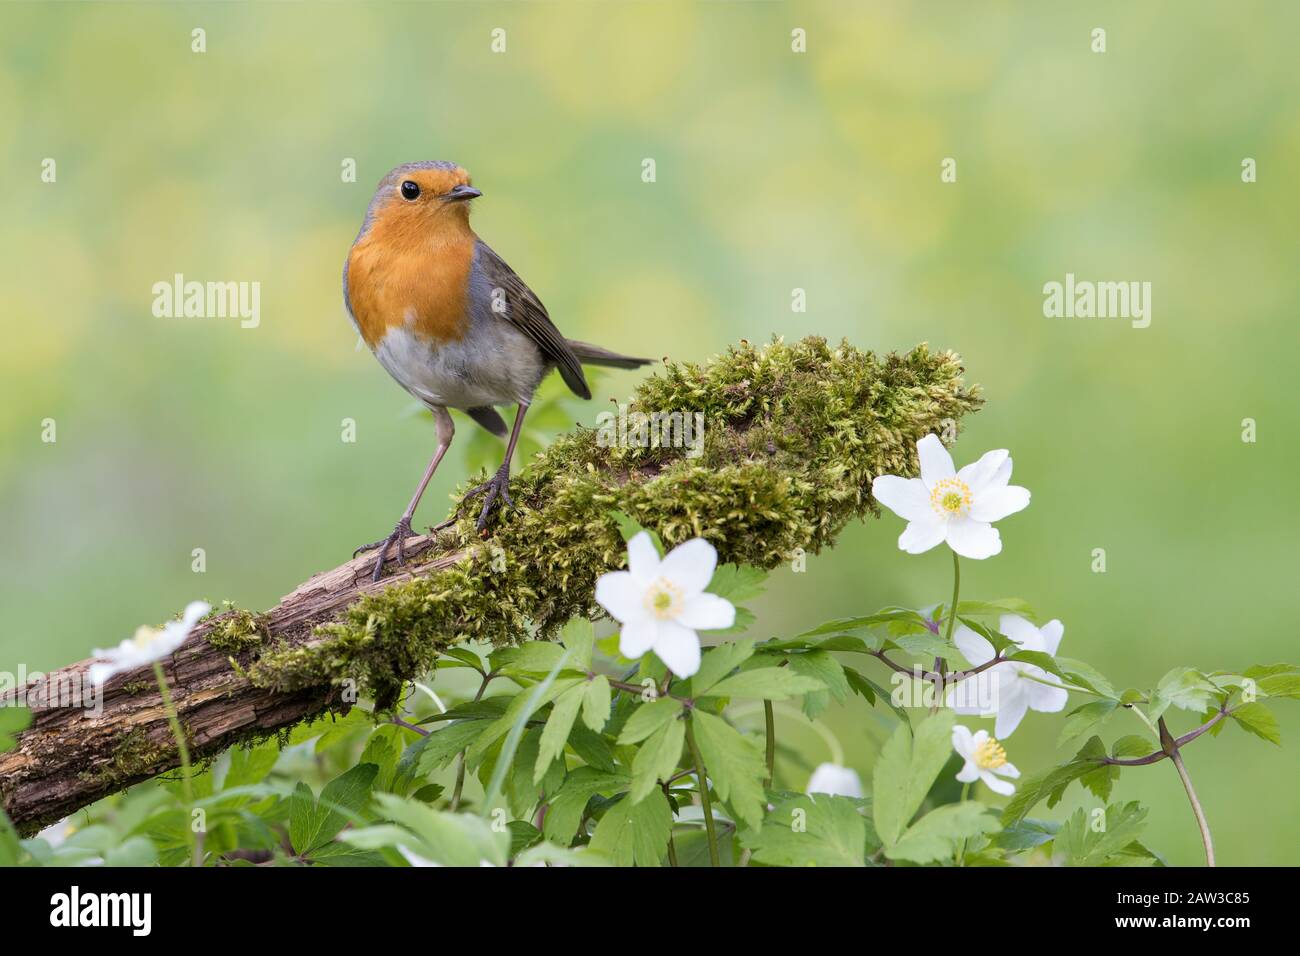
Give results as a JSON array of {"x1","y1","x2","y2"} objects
[{"x1": 347, "y1": 219, "x2": 475, "y2": 351}]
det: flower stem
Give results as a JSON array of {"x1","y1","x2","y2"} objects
[
  {"x1": 932, "y1": 551, "x2": 960, "y2": 713},
  {"x1": 1161, "y1": 717, "x2": 1215, "y2": 867},
  {"x1": 956, "y1": 781, "x2": 972, "y2": 866},
  {"x1": 685, "y1": 714, "x2": 720, "y2": 867},
  {"x1": 152, "y1": 661, "x2": 197, "y2": 866},
  {"x1": 763, "y1": 700, "x2": 776, "y2": 789}
]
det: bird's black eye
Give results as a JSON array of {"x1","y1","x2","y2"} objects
[{"x1": 400, "y1": 180, "x2": 420, "y2": 201}]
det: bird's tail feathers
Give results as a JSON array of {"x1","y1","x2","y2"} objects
[{"x1": 566, "y1": 339, "x2": 653, "y2": 370}]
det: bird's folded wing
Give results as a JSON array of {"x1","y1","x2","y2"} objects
[{"x1": 474, "y1": 240, "x2": 591, "y2": 400}]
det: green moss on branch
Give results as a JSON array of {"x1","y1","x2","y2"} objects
[{"x1": 247, "y1": 336, "x2": 982, "y2": 708}]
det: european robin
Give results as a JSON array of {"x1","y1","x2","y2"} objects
[{"x1": 345, "y1": 161, "x2": 649, "y2": 581}]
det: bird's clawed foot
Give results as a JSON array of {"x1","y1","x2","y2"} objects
[
  {"x1": 461, "y1": 465, "x2": 518, "y2": 534},
  {"x1": 354, "y1": 516, "x2": 416, "y2": 582}
]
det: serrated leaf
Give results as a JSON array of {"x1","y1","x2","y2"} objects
[
  {"x1": 786, "y1": 650, "x2": 850, "y2": 702},
  {"x1": 1057, "y1": 699, "x2": 1119, "y2": 746},
  {"x1": 543, "y1": 767, "x2": 628, "y2": 845},
  {"x1": 1001, "y1": 737, "x2": 1109, "y2": 826},
  {"x1": 581, "y1": 675, "x2": 611, "y2": 731},
  {"x1": 1230, "y1": 702, "x2": 1281, "y2": 744},
  {"x1": 589, "y1": 789, "x2": 672, "y2": 866},
  {"x1": 689, "y1": 710, "x2": 767, "y2": 829},
  {"x1": 289, "y1": 763, "x2": 378, "y2": 854},
  {"x1": 1054, "y1": 802, "x2": 1149, "y2": 867},
  {"x1": 704, "y1": 667, "x2": 825, "y2": 701},
  {"x1": 415, "y1": 719, "x2": 490, "y2": 775},
  {"x1": 561, "y1": 618, "x2": 595, "y2": 669},
  {"x1": 628, "y1": 718, "x2": 685, "y2": 803},
  {"x1": 535, "y1": 683, "x2": 585, "y2": 782},
  {"x1": 1149, "y1": 667, "x2": 1219, "y2": 721},
  {"x1": 1110, "y1": 734, "x2": 1155, "y2": 758},
  {"x1": 871, "y1": 710, "x2": 956, "y2": 847},
  {"x1": 743, "y1": 794, "x2": 868, "y2": 867},
  {"x1": 886, "y1": 802, "x2": 1000, "y2": 864},
  {"x1": 706, "y1": 564, "x2": 768, "y2": 604},
  {"x1": 617, "y1": 697, "x2": 684, "y2": 744},
  {"x1": 1257, "y1": 672, "x2": 1300, "y2": 700},
  {"x1": 1056, "y1": 657, "x2": 1118, "y2": 699},
  {"x1": 689, "y1": 640, "x2": 755, "y2": 695}
]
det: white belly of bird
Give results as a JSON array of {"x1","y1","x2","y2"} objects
[{"x1": 374, "y1": 317, "x2": 545, "y2": 411}]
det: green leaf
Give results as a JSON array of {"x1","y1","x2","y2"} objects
[
  {"x1": 872, "y1": 710, "x2": 956, "y2": 847},
  {"x1": 1230, "y1": 702, "x2": 1281, "y2": 744},
  {"x1": 348, "y1": 793, "x2": 509, "y2": 866},
  {"x1": 688, "y1": 710, "x2": 768, "y2": 829},
  {"x1": 617, "y1": 697, "x2": 684, "y2": 745},
  {"x1": 561, "y1": 617, "x2": 595, "y2": 670},
  {"x1": 438, "y1": 647, "x2": 486, "y2": 672},
  {"x1": 493, "y1": 640, "x2": 568, "y2": 677},
  {"x1": 415, "y1": 719, "x2": 491, "y2": 775},
  {"x1": 543, "y1": 768, "x2": 628, "y2": 845},
  {"x1": 955, "y1": 598, "x2": 1037, "y2": 620},
  {"x1": 744, "y1": 794, "x2": 869, "y2": 867},
  {"x1": 1001, "y1": 736, "x2": 1109, "y2": 826},
  {"x1": 887, "y1": 802, "x2": 1000, "y2": 864},
  {"x1": 468, "y1": 676, "x2": 583, "y2": 762},
  {"x1": 289, "y1": 762, "x2": 378, "y2": 854},
  {"x1": 1257, "y1": 672, "x2": 1300, "y2": 700},
  {"x1": 581, "y1": 675, "x2": 611, "y2": 732},
  {"x1": 689, "y1": 640, "x2": 755, "y2": 695},
  {"x1": 1005, "y1": 649, "x2": 1067, "y2": 681},
  {"x1": 535, "y1": 683, "x2": 586, "y2": 782},
  {"x1": 704, "y1": 667, "x2": 825, "y2": 701},
  {"x1": 1110, "y1": 734, "x2": 1155, "y2": 758},
  {"x1": 1053, "y1": 802, "x2": 1150, "y2": 867},
  {"x1": 956, "y1": 617, "x2": 1020, "y2": 657},
  {"x1": 1057, "y1": 699, "x2": 1119, "y2": 746},
  {"x1": 1149, "y1": 667, "x2": 1220, "y2": 721},
  {"x1": 995, "y1": 818, "x2": 1059, "y2": 852},
  {"x1": 786, "y1": 650, "x2": 850, "y2": 703},
  {"x1": 1056, "y1": 657, "x2": 1118, "y2": 699},
  {"x1": 628, "y1": 718, "x2": 686, "y2": 803},
  {"x1": 706, "y1": 564, "x2": 768, "y2": 604},
  {"x1": 589, "y1": 789, "x2": 672, "y2": 866}
]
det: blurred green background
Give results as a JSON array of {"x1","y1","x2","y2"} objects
[{"x1": 2, "y1": 1, "x2": 1296, "y2": 864}]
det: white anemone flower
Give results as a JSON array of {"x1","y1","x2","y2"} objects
[
  {"x1": 807, "y1": 763, "x2": 864, "y2": 799},
  {"x1": 594, "y1": 532, "x2": 735, "y2": 678},
  {"x1": 952, "y1": 724, "x2": 1020, "y2": 796},
  {"x1": 89, "y1": 600, "x2": 211, "y2": 686},
  {"x1": 949, "y1": 614, "x2": 1069, "y2": 738},
  {"x1": 871, "y1": 434, "x2": 1030, "y2": 559}
]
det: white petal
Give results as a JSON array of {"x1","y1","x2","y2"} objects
[
  {"x1": 595, "y1": 571, "x2": 643, "y2": 623},
  {"x1": 1039, "y1": 619, "x2": 1064, "y2": 656},
  {"x1": 180, "y1": 600, "x2": 212, "y2": 628},
  {"x1": 898, "y1": 518, "x2": 946, "y2": 554},
  {"x1": 950, "y1": 723, "x2": 976, "y2": 758},
  {"x1": 626, "y1": 532, "x2": 661, "y2": 583},
  {"x1": 998, "y1": 615, "x2": 1043, "y2": 653},
  {"x1": 984, "y1": 457, "x2": 1013, "y2": 490},
  {"x1": 916, "y1": 434, "x2": 955, "y2": 487},
  {"x1": 676, "y1": 593, "x2": 735, "y2": 631},
  {"x1": 980, "y1": 769, "x2": 1017, "y2": 796},
  {"x1": 970, "y1": 485, "x2": 1030, "y2": 523},
  {"x1": 1027, "y1": 679, "x2": 1068, "y2": 714},
  {"x1": 619, "y1": 616, "x2": 658, "y2": 659},
  {"x1": 956, "y1": 761, "x2": 981, "y2": 783},
  {"x1": 658, "y1": 538, "x2": 718, "y2": 597},
  {"x1": 651, "y1": 620, "x2": 702, "y2": 677},
  {"x1": 88, "y1": 662, "x2": 119, "y2": 686},
  {"x1": 945, "y1": 517, "x2": 1001, "y2": 559},
  {"x1": 957, "y1": 449, "x2": 1009, "y2": 494},
  {"x1": 953, "y1": 623, "x2": 994, "y2": 667},
  {"x1": 807, "y1": 763, "x2": 864, "y2": 798},
  {"x1": 871, "y1": 475, "x2": 933, "y2": 523},
  {"x1": 996, "y1": 761, "x2": 1021, "y2": 780},
  {"x1": 993, "y1": 690, "x2": 1030, "y2": 739}
]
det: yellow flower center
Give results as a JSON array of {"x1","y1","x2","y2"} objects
[
  {"x1": 130, "y1": 626, "x2": 161, "y2": 649},
  {"x1": 644, "y1": 578, "x2": 683, "y2": 620},
  {"x1": 973, "y1": 737, "x2": 1008, "y2": 770},
  {"x1": 930, "y1": 477, "x2": 972, "y2": 517}
]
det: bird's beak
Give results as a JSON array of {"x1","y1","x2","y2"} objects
[{"x1": 444, "y1": 184, "x2": 482, "y2": 203}]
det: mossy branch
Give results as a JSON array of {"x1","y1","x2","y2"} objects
[{"x1": 0, "y1": 336, "x2": 980, "y2": 834}]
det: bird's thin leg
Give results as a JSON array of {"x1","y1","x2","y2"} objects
[
  {"x1": 461, "y1": 402, "x2": 529, "y2": 532},
  {"x1": 355, "y1": 406, "x2": 454, "y2": 581}
]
